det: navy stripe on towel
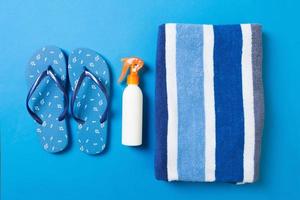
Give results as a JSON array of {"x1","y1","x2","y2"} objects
[
  {"x1": 214, "y1": 25, "x2": 245, "y2": 182},
  {"x1": 155, "y1": 24, "x2": 168, "y2": 180}
]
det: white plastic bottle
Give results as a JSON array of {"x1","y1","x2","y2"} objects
[{"x1": 118, "y1": 57, "x2": 144, "y2": 146}]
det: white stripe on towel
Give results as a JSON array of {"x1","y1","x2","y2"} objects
[
  {"x1": 165, "y1": 23, "x2": 179, "y2": 181},
  {"x1": 203, "y1": 25, "x2": 216, "y2": 182},
  {"x1": 241, "y1": 24, "x2": 255, "y2": 183}
]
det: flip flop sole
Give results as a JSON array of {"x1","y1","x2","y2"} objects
[
  {"x1": 26, "y1": 46, "x2": 68, "y2": 153},
  {"x1": 69, "y1": 48, "x2": 110, "y2": 154}
]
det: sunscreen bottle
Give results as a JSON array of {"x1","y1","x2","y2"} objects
[{"x1": 118, "y1": 57, "x2": 144, "y2": 146}]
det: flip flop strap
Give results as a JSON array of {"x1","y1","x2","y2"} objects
[
  {"x1": 26, "y1": 65, "x2": 69, "y2": 125},
  {"x1": 71, "y1": 67, "x2": 109, "y2": 124}
]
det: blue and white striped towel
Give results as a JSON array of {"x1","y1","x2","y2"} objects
[{"x1": 155, "y1": 24, "x2": 264, "y2": 183}]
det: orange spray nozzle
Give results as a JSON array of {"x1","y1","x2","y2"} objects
[{"x1": 118, "y1": 57, "x2": 144, "y2": 85}]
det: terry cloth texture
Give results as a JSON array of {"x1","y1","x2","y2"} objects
[{"x1": 155, "y1": 24, "x2": 264, "y2": 183}]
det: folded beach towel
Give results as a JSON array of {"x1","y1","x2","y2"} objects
[{"x1": 155, "y1": 24, "x2": 264, "y2": 183}]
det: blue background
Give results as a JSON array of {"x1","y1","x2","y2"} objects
[{"x1": 1, "y1": 0, "x2": 299, "y2": 199}]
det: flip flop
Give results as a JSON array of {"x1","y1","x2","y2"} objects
[
  {"x1": 69, "y1": 48, "x2": 110, "y2": 155},
  {"x1": 26, "y1": 46, "x2": 69, "y2": 153}
]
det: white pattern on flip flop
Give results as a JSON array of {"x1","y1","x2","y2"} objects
[
  {"x1": 44, "y1": 143, "x2": 49, "y2": 150},
  {"x1": 30, "y1": 61, "x2": 36, "y2": 66},
  {"x1": 95, "y1": 55, "x2": 100, "y2": 61},
  {"x1": 72, "y1": 57, "x2": 77, "y2": 63},
  {"x1": 36, "y1": 54, "x2": 41, "y2": 60},
  {"x1": 80, "y1": 146, "x2": 84, "y2": 151},
  {"x1": 89, "y1": 62, "x2": 95, "y2": 67}
]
